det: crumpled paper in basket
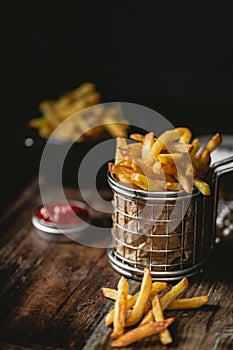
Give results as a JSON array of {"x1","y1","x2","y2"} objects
[{"x1": 112, "y1": 194, "x2": 196, "y2": 271}]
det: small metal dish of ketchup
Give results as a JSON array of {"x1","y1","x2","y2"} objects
[{"x1": 32, "y1": 200, "x2": 90, "y2": 242}]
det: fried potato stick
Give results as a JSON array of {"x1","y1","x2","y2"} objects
[
  {"x1": 151, "y1": 292, "x2": 173, "y2": 345},
  {"x1": 125, "y1": 268, "x2": 152, "y2": 326},
  {"x1": 193, "y1": 178, "x2": 210, "y2": 196},
  {"x1": 103, "y1": 281, "x2": 167, "y2": 326},
  {"x1": 111, "y1": 318, "x2": 175, "y2": 347},
  {"x1": 160, "y1": 277, "x2": 189, "y2": 311},
  {"x1": 167, "y1": 296, "x2": 209, "y2": 310},
  {"x1": 111, "y1": 276, "x2": 129, "y2": 339}
]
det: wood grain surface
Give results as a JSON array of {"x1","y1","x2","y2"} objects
[{"x1": 0, "y1": 178, "x2": 232, "y2": 350}]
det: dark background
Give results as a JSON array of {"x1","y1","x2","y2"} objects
[{"x1": 2, "y1": 2, "x2": 233, "y2": 210}]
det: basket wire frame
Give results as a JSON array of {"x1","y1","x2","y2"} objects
[{"x1": 107, "y1": 174, "x2": 213, "y2": 281}]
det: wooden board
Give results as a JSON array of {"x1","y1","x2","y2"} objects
[{"x1": 0, "y1": 178, "x2": 233, "y2": 349}]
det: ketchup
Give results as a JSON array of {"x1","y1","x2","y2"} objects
[{"x1": 36, "y1": 203, "x2": 89, "y2": 225}]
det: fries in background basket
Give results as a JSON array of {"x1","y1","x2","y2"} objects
[
  {"x1": 102, "y1": 268, "x2": 209, "y2": 347},
  {"x1": 28, "y1": 83, "x2": 129, "y2": 142},
  {"x1": 109, "y1": 128, "x2": 222, "y2": 195}
]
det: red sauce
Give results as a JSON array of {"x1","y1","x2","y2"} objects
[{"x1": 36, "y1": 203, "x2": 89, "y2": 226}]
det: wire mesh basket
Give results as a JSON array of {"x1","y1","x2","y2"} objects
[
  {"x1": 106, "y1": 154, "x2": 231, "y2": 282},
  {"x1": 107, "y1": 173, "x2": 214, "y2": 281}
]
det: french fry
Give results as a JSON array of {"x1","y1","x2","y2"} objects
[
  {"x1": 118, "y1": 173, "x2": 133, "y2": 185},
  {"x1": 151, "y1": 293, "x2": 173, "y2": 345},
  {"x1": 193, "y1": 177, "x2": 210, "y2": 196},
  {"x1": 191, "y1": 138, "x2": 201, "y2": 156},
  {"x1": 102, "y1": 281, "x2": 167, "y2": 302},
  {"x1": 203, "y1": 132, "x2": 222, "y2": 153},
  {"x1": 161, "y1": 162, "x2": 177, "y2": 176},
  {"x1": 167, "y1": 296, "x2": 209, "y2": 310},
  {"x1": 151, "y1": 129, "x2": 180, "y2": 157},
  {"x1": 111, "y1": 318, "x2": 175, "y2": 348},
  {"x1": 104, "y1": 283, "x2": 167, "y2": 327},
  {"x1": 131, "y1": 173, "x2": 164, "y2": 191},
  {"x1": 158, "y1": 153, "x2": 186, "y2": 166},
  {"x1": 102, "y1": 270, "x2": 211, "y2": 347},
  {"x1": 160, "y1": 277, "x2": 189, "y2": 311},
  {"x1": 130, "y1": 133, "x2": 145, "y2": 142},
  {"x1": 104, "y1": 281, "x2": 167, "y2": 326},
  {"x1": 111, "y1": 276, "x2": 129, "y2": 339},
  {"x1": 28, "y1": 83, "x2": 129, "y2": 142},
  {"x1": 176, "y1": 127, "x2": 192, "y2": 144},
  {"x1": 105, "y1": 309, "x2": 115, "y2": 327},
  {"x1": 109, "y1": 127, "x2": 222, "y2": 196},
  {"x1": 125, "y1": 268, "x2": 152, "y2": 326},
  {"x1": 151, "y1": 292, "x2": 173, "y2": 345},
  {"x1": 140, "y1": 309, "x2": 154, "y2": 325}
]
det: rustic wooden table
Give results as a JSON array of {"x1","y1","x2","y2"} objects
[{"x1": 0, "y1": 178, "x2": 233, "y2": 350}]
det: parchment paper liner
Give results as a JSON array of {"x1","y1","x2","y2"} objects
[{"x1": 112, "y1": 194, "x2": 199, "y2": 271}]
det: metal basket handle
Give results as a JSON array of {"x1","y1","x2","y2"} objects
[{"x1": 211, "y1": 155, "x2": 233, "y2": 238}]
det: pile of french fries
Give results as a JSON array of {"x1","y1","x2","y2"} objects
[
  {"x1": 29, "y1": 82, "x2": 129, "y2": 142},
  {"x1": 102, "y1": 268, "x2": 209, "y2": 347},
  {"x1": 109, "y1": 128, "x2": 222, "y2": 195}
]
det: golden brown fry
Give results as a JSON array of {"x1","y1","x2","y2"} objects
[
  {"x1": 130, "y1": 133, "x2": 145, "y2": 142},
  {"x1": 160, "y1": 277, "x2": 189, "y2": 311},
  {"x1": 161, "y1": 162, "x2": 177, "y2": 176},
  {"x1": 118, "y1": 173, "x2": 133, "y2": 185},
  {"x1": 125, "y1": 268, "x2": 152, "y2": 326},
  {"x1": 109, "y1": 164, "x2": 134, "y2": 180},
  {"x1": 111, "y1": 276, "x2": 129, "y2": 339},
  {"x1": 176, "y1": 127, "x2": 192, "y2": 144},
  {"x1": 158, "y1": 153, "x2": 186, "y2": 166},
  {"x1": 105, "y1": 309, "x2": 115, "y2": 327},
  {"x1": 191, "y1": 138, "x2": 201, "y2": 156},
  {"x1": 103, "y1": 280, "x2": 168, "y2": 326},
  {"x1": 110, "y1": 127, "x2": 222, "y2": 195},
  {"x1": 204, "y1": 132, "x2": 222, "y2": 153},
  {"x1": 29, "y1": 83, "x2": 131, "y2": 142},
  {"x1": 130, "y1": 173, "x2": 164, "y2": 191},
  {"x1": 151, "y1": 129, "x2": 180, "y2": 157},
  {"x1": 140, "y1": 309, "x2": 154, "y2": 325},
  {"x1": 151, "y1": 293, "x2": 173, "y2": 345},
  {"x1": 102, "y1": 281, "x2": 167, "y2": 302},
  {"x1": 193, "y1": 177, "x2": 210, "y2": 196},
  {"x1": 166, "y1": 296, "x2": 209, "y2": 310},
  {"x1": 117, "y1": 160, "x2": 133, "y2": 169},
  {"x1": 111, "y1": 318, "x2": 175, "y2": 347}
]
